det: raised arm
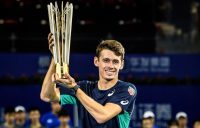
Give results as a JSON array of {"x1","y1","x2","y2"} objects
[
  {"x1": 40, "y1": 33, "x2": 60, "y2": 102},
  {"x1": 40, "y1": 58, "x2": 60, "y2": 102}
]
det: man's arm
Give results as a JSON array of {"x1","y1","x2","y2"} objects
[
  {"x1": 54, "y1": 73, "x2": 122, "y2": 124},
  {"x1": 40, "y1": 58, "x2": 60, "y2": 102},
  {"x1": 76, "y1": 88, "x2": 122, "y2": 124}
]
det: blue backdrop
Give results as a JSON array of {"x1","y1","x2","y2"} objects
[{"x1": 1, "y1": 53, "x2": 200, "y2": 79}]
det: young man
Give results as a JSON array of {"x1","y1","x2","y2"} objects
[
  {"x1": 14, "y1": 105, "x2": 28, "y2": 128},
  {"x1": 193, "y1": 119, "x2": 200, "y2": 128},
  {"x1": 175, "y1": 112, "x2": 188, "y2": 128},
  {"x1": 57, "y1": 108, "x2": 71, "y2": 128},
  {"x1": 27, "y1": 107, "x2": 44, "y2": 128},
  {"x1": 167, "y1": 120, "x2": 179, "y2": 128},
  {"x1": 40, "y1": 33, "x2": 137, "y2": 128},
  {"x1": 142, "y1": 111, "x2": 159, "y2": 128},
  {"x1": 0, "y1": 106, "x2": 15, "y2": 128}
]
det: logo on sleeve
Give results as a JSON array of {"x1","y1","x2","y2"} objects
[
  {"x1": 108, "y1": 89, "x2": 115, "y2": 97},
  {"x1": 128, "y1": 86, "x2": 135, "y2": 96},
  {"x1": 120, "y1": 100, "x2": 129, "y2": 105}
]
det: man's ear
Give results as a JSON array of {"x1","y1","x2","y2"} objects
[
  {"x1": 120, "y1": 60, "x2": 124, "y2": 70},
  {"x1": 94, "y1": 57, "x2": 99, "y2": 67}
]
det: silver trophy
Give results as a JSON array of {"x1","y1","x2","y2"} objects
[{"x1": 47, "y1": 1, "x2": 73, "y2": 78}]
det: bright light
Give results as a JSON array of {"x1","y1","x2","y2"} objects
[
  {"x1": 0, "y1": 19, "x2": 4, "y2": 24},
  {"x1": 36, "y1": 4, "x2": 41, "y2": 9},
  {"x1": 119, "y1": 20, "x2": 124, "y2": 25},
  {"x1": 41, "y1": 19, "x2": 47, "y2": 25}
]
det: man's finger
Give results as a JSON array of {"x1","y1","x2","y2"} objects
[
  {"x1": 48, "y1": 33, "x2": 53, "y2": 41},
  {"x1": 63, "y1": 73, "x2": 71, "y2": 79},
  {"x1": 55, "y1": 73, "x2": 60, "y2": 80},
  {"x1": 49, "y1": 41, "x2": 54, "y2": 49},
  {"x1": 49, "y1": 37, "x2": 54, "y2": 43}
]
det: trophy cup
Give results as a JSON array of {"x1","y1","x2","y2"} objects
[{"x1": 47, "y1": 1, "x2": 73, "y2": 78}]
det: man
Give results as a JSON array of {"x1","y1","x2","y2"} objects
[
  {"x1": 14, "y1": 105, "x2": 28, "y2": 128},
  {"x1": 28, "y1": 107, "x2": 44, "y2": 128},
  {"x1": 40, "y1": 33, "x2": 137, "y2": 128},
  {"x1": 175, "y1": 112, "x2": 188, "y2": 128},
  {"x1": 142, "y1": 111, "x2": 157, "y2": 128},
  {"x1": 167, "y1": 120, "x2": 179, "y2": 128},
  {"x1": 40, "y1": 102, "x2": 61, "y2": 128},
  {"x1": 0, "y1": 106, "x2": 15, "y2": 128},
  {"x1": 193, "y1": 119, "x2": 200, "y2": 128},
  {"x1": 57, "y1": 108, "x2": 71, "y2": 128}
]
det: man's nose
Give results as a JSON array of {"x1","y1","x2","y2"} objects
[{"x1": 107, "y1": 61, "x2": 114, "y2": 68}]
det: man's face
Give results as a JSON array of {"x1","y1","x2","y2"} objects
[
  {"x1": 142, "y1": 118, "x2": 154, "y2": 128},
  {"x1": 177, "y1": 117, "x2": 187, "y2": 127},
  {"x1": 94, "y1": 49, "x2": 123, "y2": 81},
  {"x1": 194, "y1": 122, "x2": 200, "y2": 128},
  {"x1": 29, "y1": 110, "x2": 40, "y2": 123},
  {"x1": 15, "y1": 112, "x2": 26, "y2": 125},
  {"x1": 4, "y1": 112, "x2": 15, "y2": 124}
]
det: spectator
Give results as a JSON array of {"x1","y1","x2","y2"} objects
[
  {"x1": 57, "y1": 108, "x2": 71, "y2": 128},
  {"x1": 14, "y1": 105, "x2": 28, "y2": 128},
  {"x1": 167, "y1": 119, "x2": 179, "y2": 128},
  {"x1": 176, "y1": 112, "x2": 189, "y2": 128},
  {"x1": 142, "y1": 111, "x2": 159, "y2": 128},
  {"x1": 193, "y1": 119, "x2": 200, "y2": 128},
  {"x1": 0, "y1": 106, "x2": 15, "y2": 128},
  {"x1": 27, "y1": 107, "x2": 44, "y2": 128},
  {"x1": 41, "y1": 102, "x2": 61, "y2": 128}
]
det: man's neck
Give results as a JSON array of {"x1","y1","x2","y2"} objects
[
  {"x1": 30, "y1": 122, "x2": 41, "y2": 128},
  {"x1": 60, "y1": 124, "x2": 69, "y2": 128},
  {"x1": 98, "y1": 78, "x2": 118, "y2": 90}
]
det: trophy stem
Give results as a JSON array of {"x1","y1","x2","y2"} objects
[
  {"x1": 56, "y1": 63, "x2": 62, "y2": 78},
  {"x1": 62, "y1": 63, "x2": 69, "y2": 75},
  {"x1": 56, "y1": 63, "x2": 69, "y2": 78}
]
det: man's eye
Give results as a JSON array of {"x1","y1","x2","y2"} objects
[
  {"x1": 113, "y1": 60, "x2": 119, "y2": 64},
  {"x1": 103, "y1": 59, "x2": 109, "y2": 63}
]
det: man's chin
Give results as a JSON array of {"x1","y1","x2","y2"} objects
[{"x1": 104, "y1": 76, "x2": 115, "y2": 81}]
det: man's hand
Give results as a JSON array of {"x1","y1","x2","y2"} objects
[
  {"x1": 52, "y1": 73, "x2": 77, "y2": 88},
  {"x1": 48, "y1": 33, "x2": 54, "y2": 55}
]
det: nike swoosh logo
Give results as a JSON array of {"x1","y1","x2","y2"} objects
[
  {"x1": 120, "y1": 100, "x2": 129, "y2": 105},
  {"x1": 108, "y1": 89, "x2": 115, "y2": 97}
]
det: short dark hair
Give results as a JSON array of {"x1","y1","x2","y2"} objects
[
  {"x1": 28, "y1": 107, "x2": 40, "y2": 113},
  {"x1": 167, "y1": 120, "x2": 178, "y2": 127},
  {"x1": 193, "y1": 119, "x2": 200, "y2": 125},
  {"x1": 96, "y1": 40, "x2": 125, "y2": 60},
  {"x1": 4, "y1": 106, "x2": 15, "y2": 114}
]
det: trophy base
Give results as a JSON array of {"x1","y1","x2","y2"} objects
[{"x1": 56, "y1": 63, "x2": 69, "y2": 78}]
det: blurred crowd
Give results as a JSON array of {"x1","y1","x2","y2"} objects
[
  {"x1": 141, "y1": 110, "x2": 200, "y2": 128},
  {"x1": 1, "y1": 103, "x2": 200, "y2": 128},
  {"x1": 0, "y1": 102, "x2": 71, "y2": 128}
]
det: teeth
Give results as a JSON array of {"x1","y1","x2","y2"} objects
[{"x1": 105, "y1": 70, "x2": 114, "y2": 74}]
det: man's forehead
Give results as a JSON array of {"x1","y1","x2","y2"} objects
[
  {"x1": 100, "y1": 55, "x2": 121, "y2": 61},
  {"x1": 99, "y1": 50, "x2": 121, "y2": 59}
]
